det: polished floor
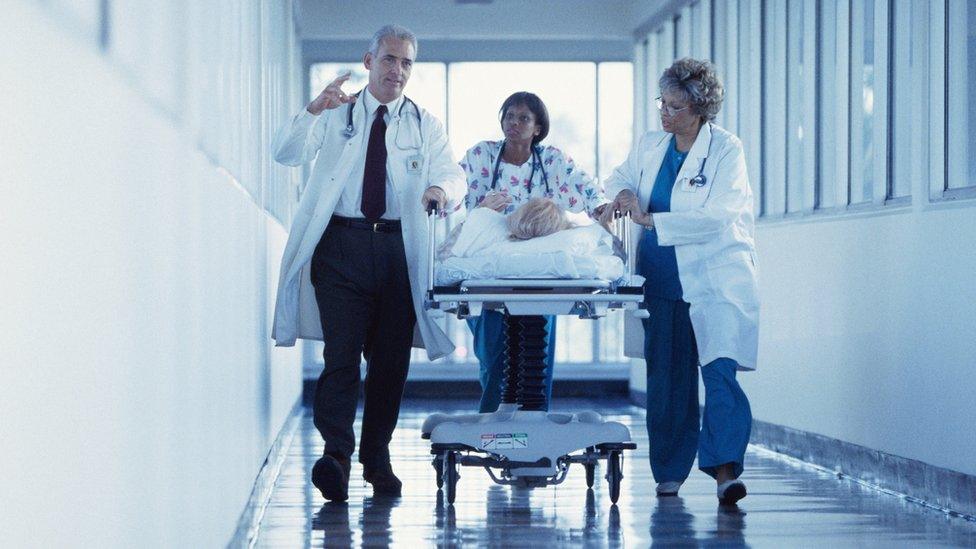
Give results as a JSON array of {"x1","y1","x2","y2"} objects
[{"x1": 254, "y1": 398, "x2": 976, "y2": 547}]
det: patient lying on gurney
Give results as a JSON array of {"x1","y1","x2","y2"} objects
[{"x1": 435, "y1": 198, "x2": 625, "y2": 285}]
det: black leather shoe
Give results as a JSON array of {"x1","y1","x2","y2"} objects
[
  {"x1": 312, "y1": 455, "x2": 351, "y2": 502},
  {"x1": 363, "y1": 463, "x2": 402, "y2": 496}
]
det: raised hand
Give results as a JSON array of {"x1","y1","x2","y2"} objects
[{"x1": 307, "y1": 72, "x2": 357, "y2": 115}]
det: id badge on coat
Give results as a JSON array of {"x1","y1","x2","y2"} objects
[{"x1": 406, "y1": 154, "x2": 424, "y2": 173}]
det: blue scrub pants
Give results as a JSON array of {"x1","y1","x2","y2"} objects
[
  {"x1": 467, "y1": 310, "x2": 557, "y2": 413},
  {"x1": 643, "y1": 297, "x2": 752, "y2": 482}
]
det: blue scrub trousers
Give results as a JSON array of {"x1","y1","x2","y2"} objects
[
  {"x1": 643, "y1": 296, "x2": 752, "y2": 482},
  {"x1": 467, "y1": 311, "x2": 557, "y2": 413}
]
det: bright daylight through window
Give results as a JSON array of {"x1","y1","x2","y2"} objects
[{"x1": 310, "y1": 61, "x2": 633, "y2": 367}]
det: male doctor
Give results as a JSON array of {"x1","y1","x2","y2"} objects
[{"x1": 270, "y1": 24, "x2": 466, "y2": 502}]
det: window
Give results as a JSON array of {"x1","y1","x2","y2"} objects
[
  {"x1": 762, "y1": 0, "x2": 788, "y2": 217},
  {"x1": 817, "y1": 0, "x2": 851, "y2": 210},
  {"x1": 645, "y1": 25, "x2": 675, "y2": 133},
  {"x1": 307, "y1": 61, "x2": 633, "y2": 368},
  {"x1": 598, "y1": 63, "x2": 634, "y2": 182},
  {"x1": 712, "y1": 0, "x2": 739, "y2": 134},
  {"x1": 447, "y1": 63, "x2": 596, "y2": 174},
  {"x1": 642, "y1": 0, "x2": 965, "y2": 217},
  {"x1": 689, "y1": 0, "x2": 712, "y2": 60},
  {"x1": 786, "y1": 0, "x2": 816, "y2": 213},
  {"x1": 634, "y1": 39, "x2": 648, "y2": 137},
  {"x1": 738, "y1": 0, "x2": 764, "y2": 217},
  {"x1": 849, "y1": 0, "x2": 890, "y2": 206},
  {"x1": 947, "y1": 0, "x2": 976, "y2": 192},
  {"x1": 888, "y1": 0, "x2": 914, "y2": 200},
  {"x1": 675, "y1": 12, "x2": 691, "y2": 58}
]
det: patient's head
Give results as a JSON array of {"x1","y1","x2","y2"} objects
[{"x1": 507, "y1": 198, "x2": 573, "y2": 241}]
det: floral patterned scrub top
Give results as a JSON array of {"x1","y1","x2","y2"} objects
[{"x1": 459, "y1": 140, "x2": 609, "y2": 215}]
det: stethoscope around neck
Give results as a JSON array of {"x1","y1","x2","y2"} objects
[
  {"x1": 686, "y1": 123, "x2": 714, "y2": 187},
  {"x1": 489, "y1": 141, "x2": 551, "y2": 194},
  {"x1": 342, "y1": 89, "x2": 422, "y2": 146}
]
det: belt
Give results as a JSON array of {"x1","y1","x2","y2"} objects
[{"x1": 329, "y1": 215, "x2": 402, "y2": 233}]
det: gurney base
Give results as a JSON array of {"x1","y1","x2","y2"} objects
[{"x1": 426, "y1": 409, "x2": 636, "y2": 504}]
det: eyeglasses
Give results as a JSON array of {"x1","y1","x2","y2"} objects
[
  {"x1": 503, "y1": 112, "x2": 536, "y2": 125},
  {"x1": 655, "y1": 97, "x2": 691, "y2": 116}
]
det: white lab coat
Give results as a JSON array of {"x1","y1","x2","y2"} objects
[
  {"x1": 270, "y1": 98, "x2": 467, "y2": 360},
  {"x1": 604, "y1": 123, "x2": 760, "y2": 370}
]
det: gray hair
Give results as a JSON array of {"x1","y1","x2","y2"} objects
[
  {"x1": 507, "y1": 198, "x2": 573, "y2": 241},
  {"x1": 368, "y1": 24, "x2": 418, "y2": 56},
  {"x1": 659, "y1": 57, "x2": 724, "y2": 122}
]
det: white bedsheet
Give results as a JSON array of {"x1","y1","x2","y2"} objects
[{"x1": 435, "y1": 208, "x2": 625, "y2": 284}]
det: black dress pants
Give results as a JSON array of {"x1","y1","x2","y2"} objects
[{"x1": 309, "y1": 221, "x2": 417, "y2": 468}]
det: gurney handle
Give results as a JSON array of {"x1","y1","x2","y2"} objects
[
  {"x1": 612, "y1": 210, "x2": 635, "y2": 279},
  {"x1": 426, "y1": 200, "x2": 440, "y2": 292}
]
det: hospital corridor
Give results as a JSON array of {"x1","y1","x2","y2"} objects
[{"x1": 2, "y1": 1, "x2": 975, "y2": 547}]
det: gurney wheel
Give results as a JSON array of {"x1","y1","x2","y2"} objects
[
  {"x1": 433, "y1": 455, "x2": 444, "y2": 488},
  {"x1": 443, "y1": 451, "x2": 459, "y2": 505},
  {"x1": 585, "y1": 462, "x2": 596, "y2": 488},
  {"x1": 606, "y1": 450, "x2": 622, "y2": 504}
]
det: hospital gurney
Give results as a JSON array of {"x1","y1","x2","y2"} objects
[{"x1": 421, "y1": 205, "x2": 648, "y2": 505}]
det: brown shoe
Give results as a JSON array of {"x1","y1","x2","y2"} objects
[
  {"x1": 363, "y1": 462, "x2": 402, "y2": 496},
  {"x1": 312, "y1": 455, "x2": 351, "y2": 502}
]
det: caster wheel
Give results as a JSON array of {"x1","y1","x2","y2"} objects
[
  {"x1": 585, "y1": 462, "x2": 596, "y2": 488},
  {"x1": 443, "y1": 451, "x2": 460, "y2": 504},
  {"x1": 433, "y1": 455, "x2": 444, "y2": 489},
  {"x1": 605, "y1": 450, "x2": 622, "y2": 503}
]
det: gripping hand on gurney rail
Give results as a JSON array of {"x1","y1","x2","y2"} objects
[{"x1": 424, "y1": 197, "x2": 648, "y2": 319}]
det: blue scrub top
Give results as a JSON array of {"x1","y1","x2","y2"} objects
[{"x1": 639, "y1": 136, "x2": 686, "y2": 300}]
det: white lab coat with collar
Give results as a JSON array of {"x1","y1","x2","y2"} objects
[
  {"x1": 270, "y1": 98, "x2": 467, "y2": 360},
  {"x1": 604, "y1": 123, "x2": 760, "y2": 370}
]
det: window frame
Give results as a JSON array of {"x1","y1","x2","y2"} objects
[
  {"x1": 943, "y1": 0, "x2": 976, "y2": 200},
  {"x1": 762, "y1": 0, "x2": 788, "y2": 218}
]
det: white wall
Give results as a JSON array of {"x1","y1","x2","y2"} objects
[
  {"x1": 0, "y1": 2, "x2": 303, "y2": 546},
  {"x1": 745, "y1": 206, "x2": 976, "y2": 477}
]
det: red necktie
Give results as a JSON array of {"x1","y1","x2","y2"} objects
[{"x1": 361, "y1": 105, "x2": 388, "y2": 220}]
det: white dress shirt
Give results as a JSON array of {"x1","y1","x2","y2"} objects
[{"x1": 332, "y1": 88, "x2": 403, "y2": 220}]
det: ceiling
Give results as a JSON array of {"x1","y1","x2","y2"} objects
[{"x1": 294, "y1": 0, "x2": 670, "y2": 42}]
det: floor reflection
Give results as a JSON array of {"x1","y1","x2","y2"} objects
[
  {"x1": 313, "y1": 502, "x2": 352, "y2": 548},
  {"x1": 253, "y1": 398, "x2": 976, "y2": 548},
  {"x1": 650, "y1": 496, "x2": 696, "y2": 546}
]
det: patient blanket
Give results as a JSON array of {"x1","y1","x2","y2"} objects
[{"x1": 435, "y1": 208, "x2": 625, "y2": 284}]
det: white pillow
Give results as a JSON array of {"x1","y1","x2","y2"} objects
[{"x1": 436, "y1": 252, "x2": 582, "y2": 284}]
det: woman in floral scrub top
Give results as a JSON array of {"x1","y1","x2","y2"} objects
[{"x1": 458, "y1": 91, "x2": 609, "y2": 413}]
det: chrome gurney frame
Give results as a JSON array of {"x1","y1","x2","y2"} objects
[{"x1": 424, "y1": 204, "x2": 648, "y2": 320}]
